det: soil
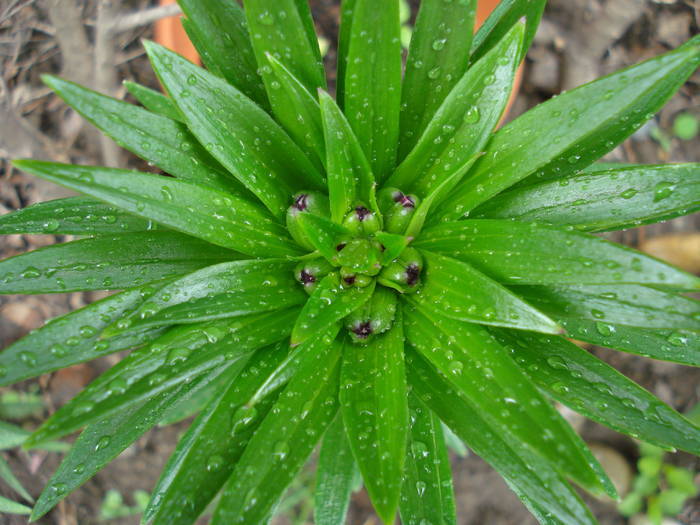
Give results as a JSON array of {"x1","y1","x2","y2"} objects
[{"x1": 0, "y1": 1, "x2": 699, "y2": 524}]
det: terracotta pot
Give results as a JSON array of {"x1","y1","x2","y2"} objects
[{"x1": 154, "y1": 0, "x2": 522, "y2": 115}]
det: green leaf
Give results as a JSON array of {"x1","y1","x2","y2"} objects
[
  {"x1": 156, "y1": 367, "x2": 232, "y2": 426},
  {"x1": 0, "y1": 456, "x2": 32, "y2": 502},
  {"x1": 27, "y1": 310, "x2": 297, "y2": 446},
  {"x1": 391, "y1": 21, "x2": 523, "y2": 194},
  {"x1": 492, "y1": 329, "x2": 700, "y2": 455},
  {"x1": 297, "y1": 213, "x2": 352, "y2": 261},
  {"x1": 0, "y1": 284, "x2": 164, "y2": 386},
  {"x1": 12, "y1": 161, "x2": 300, "y2": 258},
  {"x1": 375, "y1": 231, "x2": 410, "y2": 265},
  {"x1": 415, "y1": 220, "x2": 700, "y2": 290},
  {"x1": 404, "y1": 304, "x2": 614, "y2": 498},
  {"x1": 0, "y1": 231, "x2": 234, "y2": 294},
  {"x1": 315, "y1": 415, "x2": 358, "y2": 525},
  {"x1": 111, "y1": 259, "x2": 301, "y2": 332},
  {"x1": 404, "y1": 156, "x2": 480, "y2": 238},
  {"x1": 177, "y1": 0, "x2": 268, "y2": 107},
  {"x1": 123, "y1": 81, "x2": 183, "y2": 122},
  {"x1": 244, "y1": 0, "x2": 326, "y2": 101},
  {"x1": 248, "y1": 325, "x2": 340, "y2": 408},
  {"x1": 144, "y1": 40, "x2": 324, "y2": 218},
  {"x1": 145, "y1": 343, "x2": 288, "y2": 525},
  {"x1": 398, "y1": 0, "x2": 476, "y2": 160},
  {"x1": 344, "y1": 0, "x2": 402, "y2": 180},
  {"x1": 340, "y1": 313, "x2": 408, "y2": 524},
  {"x1": 414, "y1": 250, "x2": 562, "y2": 334},
  {"x1": 472, "y1": 164, "x2": 700, "y2": 232},
  {"x1": 0, "y1": 495, "x2": 31, "y2": 515},
  {"x1": 292, "y1": 273, "x2": 375, "y2": 346},
  {"x1": 399, "y1": 393, "x2": 456, "y2": 525},
  {"x1": 516, "y1": 284, "x2": 700, "y2": 331},
  {"x1": 0, "y1": 197, "x2": 156, "y2": 235},
  {"x1": 438, "y1": 36, "x2": 700, "y2": 219},
  {"x1": 265, "y1": 53, "x2": 324, "y2": 169},
  {"x1": 211, "y1": 338, "x2": 342, "y2": 524},
  {"x1": 470, "y1": 0, "x2": 546, "y2": 64},
  {"x1": 0, "y1": 422, "x2": 29, "y2": 450},
  {"x1": 43, "y1": 75, "x2": 243, "y2": 195},
  {"x1": 406, "y1": 347, "x2": 600, "y2": 525},
  {"x1": 319, "y1": 90, "x2": 376, "y2": 222},
  {"x1": 31, "y1": 368, "x2": 220, "y2": 521},
  {"x1": 336, "y1": 0, "x2": 356, "y2": 109}
]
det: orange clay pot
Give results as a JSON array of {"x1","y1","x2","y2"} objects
[{"x1": 154, "y1": 0, "x2": 523, "y2": 118}]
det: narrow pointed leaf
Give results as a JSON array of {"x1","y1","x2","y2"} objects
[
  {"x1": 0, "y1": 422, "x2": 30, "y2": 450},
  {"x1": 493, "y1": 329, "x2": 700, "y2": 455},
  {"x1": 407, "y1": 347, "x2": 600, "y2": 525},
  {"x1": 297, "y1": 213, "x2": 352, "y2": 261},
  {"x1": 336, "y1": 0, "x2": 356, "y2": 108},
  {"x1": 0, "y1": 197, "x2": 156, "y2": 235},
  {"x1": 0, "y1": 284, "x2": 165, "y2": 386},
  {"x1": 123, "y1": 81, "x2": 183, "y2": 122},
  {"x1": 244, "y1": 0, "x2": 326, "y2": 100},
  {"x1": 399, "y1": 393, "x2": 456, "y2": 525},
  {"x1": 0, "y1": 495, "x2": 31, "y2": 515},
  {"x1": 0, "y1": 231, "x2": 235, "y2": 294},
  {"x1": 404, "y1": 156, "x2": 479, "y2": 238},
  {"x1": 438, "y1": 36, "x2": 700, "y2": 219},
  {"x1": 146, "y1": 343, "x2": 288, "y2": 525},
  {"x1": 112, "y1": 259, "x2": 300, "y2": 332},
  {"x1": 398, "y1": 0, "x2": 477, "y2": 159},
  {"x1": 319, "y1": 90, "x2": 375, "y2": 221},
  {"x1": 516, "y1": 284, "x2": 700, "y2": 331},
  {"x1": 415, "y1": 220, "x2": 700, "y2": 289},
  {"x1": 177, "y1": 0, "x2": 268, "y2": 106},
  {"x1": 0, "y1": 456, "x2": 32, "y2": 502},
  {"x1": 43, "y1": 75, "x2": 243, "y2": 195},
  {"x1": 27, "y1": 310, "x2": 297, "y2": 446},
  {"x1": 391, "y1": 22, "x2": 523, "y2": 193},
  {"x1": 31, "y1": 370, "x2": 219, "y2": 521},
  {"x1": 211, "y1": 339, "x2": 342, "y2": 525},
  {"x1": 292, "y1": 273, "x2": 375, "y2": 346},
  {"x1": 156, "y1": 367, "x2": 233, "y2": 426},
  {"x1": 13, "y1": 161, "x2": 300, "y2": 257},
  {"x1": 375, "y1": 231, "x2": 410, "y2": 265},
  {"x1": 470, "y1": 0, "x2": 546, "y2": 63},
  {"x1": 315, "y1": 415, "x2": 358, "y2": 525},
  {"x1": 404, "y1": 304, "x2": 614, "y2": 497},
  {"x1": 415, "y1": 250, "x2": 562, "y2": 334},
  {"x1": 265, "y1": 54, "x2": 324, "y2": 169},
  {"x1": 249, "y1": 325, "x2": 340, "y2": 407},
  {"x1": 344, "y1": 0, "x2": 402, "y2": 180},
  {"x1": 341, "y1": 315, "x2": 408, "y2": 524},
  {"x1": 145, "y1": 40, "x2": 324, "y2": 218},
  {"x1": 473, "y1": 164, "x2": 700, "y2": 232}
]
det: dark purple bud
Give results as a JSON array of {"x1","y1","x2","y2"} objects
[
  {"x1": 405, "y1": 263, "x2": 420, "y2": 286},
  {"x1": 351, "y1": 321, "x2": 373, "y2": 340},
  {"x1": 336, "y1": 242, "x2": 347, "y2": 252},
  {"x1": 293, "y1": 193, "x2": 308, "y2": 211},
  {"x1": 355, "y1": 206, "x2": 371, "y2": 221},
  {"x1": 300, "y1": 269, "x2": 316, "y2": 285},
  {"x1": 392, "y1": 191, "x2": 415, "y2": 209}
]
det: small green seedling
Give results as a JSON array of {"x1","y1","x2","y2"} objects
[{"x1": 618, "y1": 441, "x2": 698, "y2": 525}]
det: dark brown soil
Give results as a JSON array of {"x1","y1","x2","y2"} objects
[{"x1": 0, "y1": 1, "x2": 699, "y2": 524}]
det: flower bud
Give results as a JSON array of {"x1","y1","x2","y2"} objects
[
  {"x1": 332, "y1": 238, "x2": 382, "y2": 276},
  {"x1": 378, "y1": 247, "x2": 423, "y2": 293},
  {"x1": 341, "y1": 205, "x2": 380, "y2": 236},
  {"x1": 294, "y1": 258, "x2": 334, "y2": 295},
  {"x1": 344, "y1": 288, "x2": 397, "y2": 343},
  {"x1": 286, "y1": 191, "x2": 330, "y2": 250},
  {"x1": 340, "y1": 267, "x2": 373, "y2": 288},
  {"x1": 376, "y1": 187, "x2": 420, "y2": 234}
]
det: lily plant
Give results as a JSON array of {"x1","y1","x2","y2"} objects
[{"x1": 1, "y1": 0, "x2": 699, "y2": 523}]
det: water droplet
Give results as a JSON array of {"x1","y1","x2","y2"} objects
[
  {"x1": 595, "y1": 322, "x2": 615, "y2": 337},
  {"x1": 620, "y1": 188, "x2": 637, "y2": 199},
  {"x1": 19, "y1": 351, "x2": 37, "y2": 367},
  {"x1": 44, "y1": 219, "x2": 60, "y2": 232},
  {"x1": 432, "y1": 38, "x2": 447, "y2": 51},
  {"x1": 206, "y1": 455, "x2": 224, "y2": 472},
  {"x1": 463, "y1": 106, "x2": 480, "y2": 124},
  {"x1": 272, "y1": 441, "x2": 289, "y2": 461},
  {"x1": 187, "y1": 74, "x2": 197, "y2": 85},
  {"x1": 653, "y1": 181, "x2": 675, "y2": 202},
  {"x1": 427, "y1": 66, "x2": 441, "y2": 79},
  {"x1": 21, "y1": 266, "x2": 41, "y2": 279},
  {"x1": 547, "y1": 356, "x2": 568, "y2": 370},
  {"x1": 52, "y1": 482, "x2": 68, "y2": 495},
  {"x1": 95, "y1": 435, "x2": 111, "y2": 452},
  {"x1": 416, "y1": 481, "x2": 427, "y2": 496}
]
